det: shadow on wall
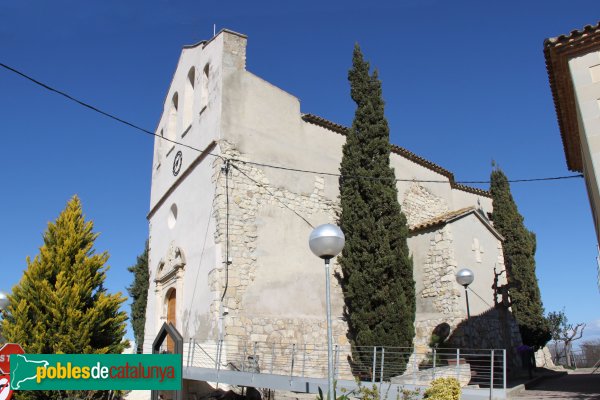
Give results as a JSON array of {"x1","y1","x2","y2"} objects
[{"x1": 434, "y1": 306, "x2": 523, "y2": 377}]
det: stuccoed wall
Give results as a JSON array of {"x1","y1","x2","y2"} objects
[
  {"x1": 405, "y1": 182, "x2": 512, "y2": 350},
  {"x1": 211, "y1": 31, "x2": 506, "y2": 361},
  {"x1": 207, "y1": 143, "x2": 349, "y2": 375},
  {"x1": 569, "y1": 50, "x2": 600, "y2": 243},
  {"x1": 143, "y1": 31, "x2": 234, "y2": 353}
]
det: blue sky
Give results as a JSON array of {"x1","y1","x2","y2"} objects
[{"x1": 1, "y1": 1, "x2": 599, "y2": 344}]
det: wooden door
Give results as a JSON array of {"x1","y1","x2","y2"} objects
[{"x1": 166, "y1": 289, "x2": 176, "y2": 353}]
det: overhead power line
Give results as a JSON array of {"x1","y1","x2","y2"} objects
[
  {"x1": 0, "y1": 63, "x2": 153, "y2": 135},
  {"x1": 229, "y1": 163, "x2": 315, "y2": 229},
  {"x1": 0, "y1": 61, "x2": 584, "y2": 186},
  {"x1": 230, "y1": 158, "x2": 583, "y2": 184},
  {"x1": 0, "y1": 62, "x2": 220, "y2": 158}
]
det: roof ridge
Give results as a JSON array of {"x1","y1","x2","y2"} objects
[
  {"x1": 544, "y1": 21, "x2": 600, "y2": 48},
  {"x1": 301, "y1": 113, "x2": 491, "y2": 198}
]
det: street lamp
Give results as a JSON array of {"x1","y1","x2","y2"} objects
[
  {"x1": 455, "y1": 268, "x2": 474, "y2": 348},
  {"x1": 309, "y1": 224, "x2": 345, "y2": 400}
]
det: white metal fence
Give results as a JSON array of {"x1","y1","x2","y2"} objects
[{"x1": 183, "y1": 340, "x2": 506, "y2": 391}]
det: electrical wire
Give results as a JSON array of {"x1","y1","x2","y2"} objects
[
  {"x1": 187, "y1": 167, "x2": 221, "y2": 316},
  {"x1": 0, "y1": 62, "x2": 225, "y2": 160},
  {"x1": 468, "y1": 287, "x2": 493, "y2": 309},
  {"x1": 221, "y1": 160, "x2": 230, "y2": 302},
  {"x1": 230, "y1": 158, "x2": 583, "y2": 185},
  {"x1": 0, "y1": 61, "x2": 584, "y2": 186},
  {"x1": 229, "y1": 163, "x2": 315, "y2": 229}
]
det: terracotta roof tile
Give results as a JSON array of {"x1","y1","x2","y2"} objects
[
  {"x1": 409, "y1": 206, "x2": 504, "y2": 240},
  {"x1": 409, "y1": 207, "x2": 475, "y2": 232},
  {"x1": 301, "y1": 113, "x2": 491, "y2": 198}
]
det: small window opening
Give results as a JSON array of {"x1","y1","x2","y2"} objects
[
  {"x1": 167, "y1": 93, "x2": 178, "y2": 141},
  {"x1": 201, "y1": 64, "x2": 209, "y2": 109},
  {"x1": 183, "y1": 67, "x2": 195, "y2": 132}
]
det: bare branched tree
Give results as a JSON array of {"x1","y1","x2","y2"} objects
[{"x1": 546, "y1": 310, "x2": 586, "y2": 367}]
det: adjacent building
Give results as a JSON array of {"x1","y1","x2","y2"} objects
[{"x1": 545, "y1": 22, "x2": 600, "y2": 244}]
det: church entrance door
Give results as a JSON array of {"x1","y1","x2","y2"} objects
[{"x1": 166, "y1": 289, "x2": 176, "y2": 353}]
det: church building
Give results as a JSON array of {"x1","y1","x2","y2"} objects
[{"x1": 143, "y1": 29, "x2": 520, "y2": 380}]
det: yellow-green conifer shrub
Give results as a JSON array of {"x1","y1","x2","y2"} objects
[
  {"x1": 423, "y1": 377, "x2": 461, "y2": 400},
  {"x1": 2, "y1": 196, "x2": 128, "y2": 400}
]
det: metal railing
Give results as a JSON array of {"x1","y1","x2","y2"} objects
[{"x1": 184, "y1": 339, "x2": 506, "y2": 391}]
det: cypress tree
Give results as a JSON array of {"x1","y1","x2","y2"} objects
[
  {"x1": 128, "y1": 241, "x2": 149, "y2": 354},
  {"x1": 2, "y1": 196, "x2": 128, "y2": 399},
  {"x1": 338, "y1": 45, "x2": 415, "y2": 378},
  {"x1": 490, "y1": 168, "x2": 550, "y2": 350}
]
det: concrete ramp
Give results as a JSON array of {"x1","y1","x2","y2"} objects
[{"x1": 183, "y1": 366, "x2": 507, "y2": 399}]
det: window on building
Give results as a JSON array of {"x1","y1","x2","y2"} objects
[
  {"x1": 183, "y1": 67, "x2": 195, "y2": 134},
  {"x1": 201, "y1": 64, "x2": 209, "y2": 111},
  {"x1": 154, "y1": 129, "x2": 164, "y2": 170},
  {"x1": 167, "y1": 92, "x2": 178, "y2": 141}
]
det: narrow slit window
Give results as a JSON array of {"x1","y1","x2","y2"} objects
[
  {"x1": 201, "y1": 64, "x2": 209, "y2": 109},
  {"x1": 183, "y1": 67, "x2": 195, "y2": 132},
  {"x1": 155, "y1": 129, "x2": 164, "y2": 167},
  {"x1": 167, "y1": 92, "x2": 178, "y2": 141}
]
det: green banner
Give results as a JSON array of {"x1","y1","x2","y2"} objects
[{"x1": 10, "y1": 354, "x2": 181, "y2": 390}]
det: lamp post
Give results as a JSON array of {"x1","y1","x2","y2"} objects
[
  {"x1": 455, "y1": 268, "x2": 474, "y2": 349},
  {"x1": 309, "y1": 224, "x2": 345, "y2": 400}
]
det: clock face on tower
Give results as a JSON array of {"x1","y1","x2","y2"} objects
[{"x1": 173, "y1": 151, "x2": 183, "y2": 176}]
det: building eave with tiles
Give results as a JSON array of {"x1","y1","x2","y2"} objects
[
  {"x1": 143, "y1": 29, "x2": 521, "y2": 388},
  {"x1": 544, "y1": 21, "x2": 600, "y2": 247}
]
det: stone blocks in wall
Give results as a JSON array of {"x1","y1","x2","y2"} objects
[{"x1": 402, "y1": 184, "x2": 449, "y2": 227}]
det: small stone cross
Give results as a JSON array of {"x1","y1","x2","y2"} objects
[{"x1": 472, "y1": 238, "x2": 484, "y2": 263}]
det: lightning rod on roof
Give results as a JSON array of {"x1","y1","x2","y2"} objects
[{"x1": 213, "y1": 24, "x2": 216, "y2": 37}]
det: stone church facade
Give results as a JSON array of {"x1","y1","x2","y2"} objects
[{"x1": 143, "y1": 29, "x2": 521, "y2": 369}]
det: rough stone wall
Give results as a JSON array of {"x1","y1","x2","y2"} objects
[
  {"x1": 402, "y1": 186, "x2": 521, "y2": 371},
  {"x1": 411, "y1": 225, "x2": 463, "y2": 366},
  {"x1": 208, "y1": 142, "x2": 347, "y2": 373},
  {"x1": 203, "y1": 142, "x2": 519, "y2": 378},
  {"x1": 419, "y1": 226, "x2": 462, "y2": 316},
  {"x1": 402, "y1": 183, "x2": 449, "y2": 226},
  {"x1": 404, "y1": 183, "x2": 462, "y2": 352},
  {"x1": 453, "y1": 308, "x2": 522, "y2": 350}
]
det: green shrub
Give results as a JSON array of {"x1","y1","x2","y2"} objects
[
  {"x1": 423, "y1": 377, "x2": 461, "y2": 400},
  {"x1": 316, "y1": 382, "x2": 352, "y2": 400},
  {"x1": 315, "y1": 381, "x2": 420, "y2": 400}
]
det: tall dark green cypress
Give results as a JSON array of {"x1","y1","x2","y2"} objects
[
  {"x1": 127, "y1": 241, "x2": 149, "y2": 353},
  {"x1": 490, "y1": 168, "x2": 550, "y2": 350},
  {"x1": 338, "y1": 45, "x2": 415, "y2": 378}
]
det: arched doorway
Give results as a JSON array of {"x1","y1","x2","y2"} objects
[{"x1": 166, "y1": 288, "x2": 176, "y2": 353}]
